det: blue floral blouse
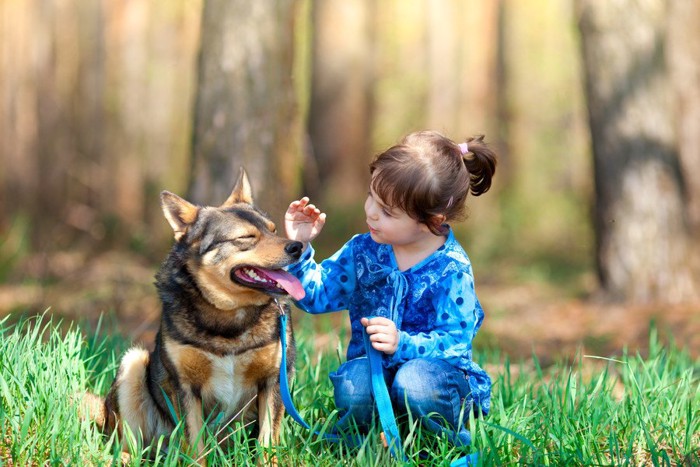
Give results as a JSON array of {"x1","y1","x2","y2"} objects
[{"x1": 287, "y1": 228, "x2": 491, "y2": 415}]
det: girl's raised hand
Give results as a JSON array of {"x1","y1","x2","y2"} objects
[
  {"x1": 361, "y1": 317, "x2": 399, "y2": 355},
  {"x1": 285, "y1": 197, "x2": 327, "y2": 244}
]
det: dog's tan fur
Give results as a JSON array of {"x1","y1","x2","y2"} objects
[{"x1": 84, "y1": 169, "x2": 301, "y2": 464}]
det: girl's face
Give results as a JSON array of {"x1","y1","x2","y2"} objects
[{"x1": 364, "y1": 185, "x2": 432, "y2": 247}]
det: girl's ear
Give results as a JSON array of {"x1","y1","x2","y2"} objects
[
  {"x1": 431, "y1": 214, "x2": 446, "y2": 227},
  {"x1": 424, "y1": 214, "x2": 447, "y2": 234}
]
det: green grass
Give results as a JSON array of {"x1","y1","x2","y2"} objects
[{"x1": 0, "y1": 313, "x2": 698, "y2": 466}]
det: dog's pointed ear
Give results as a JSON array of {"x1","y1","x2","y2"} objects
[
  {"x1": 221, "y1": 167, "x2": 254, "y2": 207},
  {"x1": 161, "y1": 191, "x2": 199, "y2": 241}
]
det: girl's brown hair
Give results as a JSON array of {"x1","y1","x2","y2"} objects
[{"x1": 369, "y1": 130, "x2": 497, "y2": 235}]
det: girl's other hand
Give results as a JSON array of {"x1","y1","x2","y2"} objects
[
  {"x1": 285, "y1": 197, "x2": 327, "y2": 244},
  {"x1": 361, "y1": 317, "x2": 399, "y2": 355}
]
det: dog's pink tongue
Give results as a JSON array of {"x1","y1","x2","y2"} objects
[{"x1": 265, "y1": 269, "x2": 306, "y2": 300}]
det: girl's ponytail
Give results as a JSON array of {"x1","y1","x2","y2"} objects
[{"x1": 461, "y1": 135, "x2": 497, "y2": 196}]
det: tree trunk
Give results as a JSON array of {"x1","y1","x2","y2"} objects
[
  {"x1": 189, "y1": 0, "x2": 302, "y2": 223},
  {"x1": 307, "y1": 0, "x2": 373, "y2": 207},
  {"x1": 668, "y1": 0, "x2": 700, "y2": 235},
  {"x1": 577, "y1": 0, "x2": 698, "y2": 303}
]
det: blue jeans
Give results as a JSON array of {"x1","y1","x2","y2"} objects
[{"x1": 329, "y1": 357, "x2": 473, "y2": 446}]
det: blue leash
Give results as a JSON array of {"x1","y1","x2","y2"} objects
[
  {"x1": 361, "y1": 318, "x2": 405, "y2": 459},
  {"x1": 279, "y1": 310, "x2": 398, "y2": 453},
  {"x1": 278, "y1": 311, "x2": 342, "y2": 442},
  {"x1": 277, "y1": 303, "x2": 477, "y2": 465}
]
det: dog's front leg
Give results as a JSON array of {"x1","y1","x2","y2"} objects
[
  {"x1": 256, "y1": 381, "x2": 282, "y2": 464},
  {"x1": 182, "y1": 386, "x2": 207, "y2": 466}
]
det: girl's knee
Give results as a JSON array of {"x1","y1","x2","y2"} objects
[
  {"x1": 391, "y1": 359, "x2": 469, "y2": 419},
  {"x1": 330, "y1": 358, "x2": 374, "y2": 425},
  {"x1": 331, "y1": 358, "x2": 372, "y2": 401},
  {"x1": 392, "y1": 359, "x2": 443, "y2": 408}
]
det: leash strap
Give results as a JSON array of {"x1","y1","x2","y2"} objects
[
  {"x1": 362, "y1": 319, "x2": 406, "y2": 460},
  {"x1": 278, "y1": 307, "x2": 477, "y2": 465},
  {"x1": 451, "y1": 453, "x2": 480, "y2": 466},
  {"x1": 279, "y1": 312, "x2": 342, "y2": 442},
  {"x1": 279, "y1": 309, "x2": 403, "y2": 457}
]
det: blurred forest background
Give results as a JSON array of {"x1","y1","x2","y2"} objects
[{"x1": 0, "y1": 0, "x2": 698, "y2": 361}]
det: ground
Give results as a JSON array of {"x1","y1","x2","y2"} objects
[{"x1": 1, "y1": 250, "x2": 698, "y2": 363}]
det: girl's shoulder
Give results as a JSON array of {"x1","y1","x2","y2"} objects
[
  {"x1": 443, "y1": 231, "x2": 471, "y2": 263},
  {"x1": 417, "y1": 231, "x2": 473, "y2": 277}
]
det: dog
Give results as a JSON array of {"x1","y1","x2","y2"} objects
[{"x1": 83, "y1": 168, "x2": 305, "y2": 464}]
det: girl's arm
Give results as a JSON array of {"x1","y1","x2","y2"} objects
[
  {"x1": 285, "y1": 196, "x2": 355, "y2": 313},
  {"x1": 285, "y1": 236, "x2": 359, "y2": 314}
]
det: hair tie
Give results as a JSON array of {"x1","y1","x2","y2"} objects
[{"x1": 458, "y1": 142, "x2": 469, "y2": 154}]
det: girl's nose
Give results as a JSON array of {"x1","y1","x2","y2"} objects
[{"x1": 365, "y1": 198, "x2": 379, "y2": 219}]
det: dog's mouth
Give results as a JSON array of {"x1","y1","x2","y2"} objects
[{"x1": 231, "y1": 266, "x2": 306, "y2": 301}]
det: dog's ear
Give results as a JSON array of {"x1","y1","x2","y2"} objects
[
  {"x1": 221, "y1": 167, "x2": 254, "y2": 207},
  {"x1": 161, "y1": 191, "x2": 199, "y2": 241}
]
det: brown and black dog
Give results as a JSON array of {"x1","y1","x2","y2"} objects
[{"x1": 83, "y1": 168, "x2": 305, "y2": 463}]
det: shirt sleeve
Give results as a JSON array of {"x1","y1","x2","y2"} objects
[
  {"x1": 384, "y1": 269, "x2": 479, "y2": 368},
  {"x1": 285, "y1": 237, "x2": 358, "y2": 314}
]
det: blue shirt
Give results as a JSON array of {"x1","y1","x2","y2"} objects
[{"x1": 287, "y1": 229, "x2": 491, "y2": 415}]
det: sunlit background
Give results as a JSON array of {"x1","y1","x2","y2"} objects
[{"x1": 0, "y1": 0, "x2": 698, "y2": 359}]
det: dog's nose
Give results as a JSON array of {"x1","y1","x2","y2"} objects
[{"x1": 285, "y1": 241, "x2": 304, "y2": 260}]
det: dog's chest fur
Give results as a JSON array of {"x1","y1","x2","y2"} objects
[{"x1": 165, "y1": 337, "x2": 281, "y2": 418}]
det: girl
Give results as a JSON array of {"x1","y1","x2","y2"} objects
[{"x1": 284, "y1": 130, "x2": 496, "y2": 446}]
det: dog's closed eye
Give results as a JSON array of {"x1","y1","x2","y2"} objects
[
  {"x1": 232, "y1": 234, "x2": 258, "y2": 250},
  {"x1": 199, "y1": 234, "x2": 255, "y2": 255}
]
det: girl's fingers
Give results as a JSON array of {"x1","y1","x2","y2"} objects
[
  {"x1": 288, "y1": 200, "x2": 326, "y2": 222},
  {"x1": 371, "y1": 339, "x2": 397, "y2": 354},
  {"x1": 367, "y1": 317, "x2": 393, "y2": 326},
  {"x1": 303, "y1": 205, "x2": 319, "y2": 215},
  {"x1": 366, "y1": 324, "x2": 395, "y2": 335},
  {"x1": 372, "y1": 341, "x2": 387, "y2": 351},
  {"x1": 369, "y1": 332, "x2": 392, "y2": 343},
  {"x1": 289, "y1": 197, "x2": 310, "y2": 211}
]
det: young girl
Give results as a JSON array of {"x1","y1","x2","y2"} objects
[{"x1": 284, "y1": 130, "x2": 496, "y2": 446}]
